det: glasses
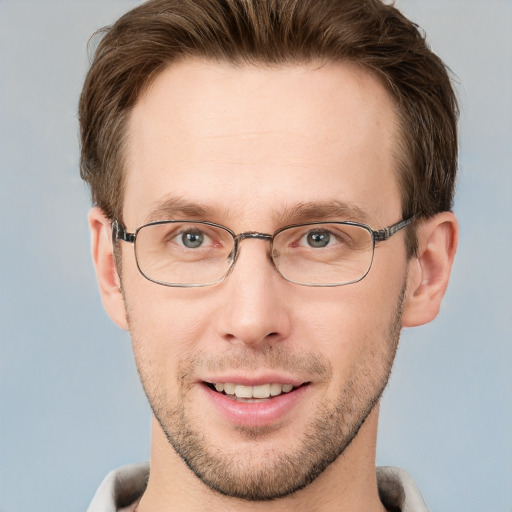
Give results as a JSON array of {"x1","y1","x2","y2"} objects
[{"x1": 112, "y1": 217, "x2": 415, "y2": 287}]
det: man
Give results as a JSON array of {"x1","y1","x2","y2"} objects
[{"x1": 80, "y1": 0, "x2": 458, "y2": 510}]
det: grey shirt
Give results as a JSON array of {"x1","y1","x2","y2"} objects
[{"x1": 86, "y1": 463, "x2": 429, "y2": 512}]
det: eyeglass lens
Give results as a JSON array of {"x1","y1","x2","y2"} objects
[{"x1": 134, "y1": 221, "x2": 375, "y2": 287}]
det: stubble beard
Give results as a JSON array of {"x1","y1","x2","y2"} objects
[{"x1": 129, "y1": 284, "x2": 405, "y2": 502}]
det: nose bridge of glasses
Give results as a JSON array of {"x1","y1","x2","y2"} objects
[
  {"x1": 231, "y1": 231, "x2": 275, "y2": 266},
  {"x1": 236, "y1": 231, "x2": 273, "y2": 243}
]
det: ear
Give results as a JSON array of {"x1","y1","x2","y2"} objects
[
  {"x1": 88, "y1": 207, "x2": 129, "y2": 330},
  {"x1": 402, "y1": 212, "x2": 458, "y2": 327}
]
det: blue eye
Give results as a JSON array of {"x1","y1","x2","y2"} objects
[
  {"x1": 305, "y1": 230, "x2": 331, "y2": 248},
  {"x1": 180, "y1": 230, "x2": 204, "y2": 248}
]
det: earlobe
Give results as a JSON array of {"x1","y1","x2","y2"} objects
[
  {"x1": 88, "y1": 207, "x2": 129, "y2": 331},
  {"x1": 402, "y1": 212, "x2": 459, "y2": 327}
]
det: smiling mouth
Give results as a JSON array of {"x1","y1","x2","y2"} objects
[{"x1": 205, "y1": 382, "x2": 308, "y2": 402}]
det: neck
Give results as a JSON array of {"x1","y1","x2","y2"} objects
[{"x1": 137, "y1": 406, "x2": 387, "y2": 512}]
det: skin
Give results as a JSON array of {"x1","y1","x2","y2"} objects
[{"x1": 90, "y1": 60, "x2": 458, "y2": 512}]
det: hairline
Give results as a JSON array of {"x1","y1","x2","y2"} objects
[{"x1": 116, "y1": 57, "x2": 414, "y2": 232}]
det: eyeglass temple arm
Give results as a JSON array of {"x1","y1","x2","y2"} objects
[
  {"x1": 112, "y1": 220, "x2": 135, "y2": 243},
  {"x1": 373, "y1": 216, "x2": 416, "y2": 242}
]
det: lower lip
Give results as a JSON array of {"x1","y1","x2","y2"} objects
[{"x1": 201, "y1": 384, "x2": 310, "y2": 427}]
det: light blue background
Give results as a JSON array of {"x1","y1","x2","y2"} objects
[{"x1": 0, "y1": 1, "x2": 510, "y2": 511}]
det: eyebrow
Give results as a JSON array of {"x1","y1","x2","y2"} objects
[
  {"x1": 144, "y1": 196, "x2": 370, "y2": 226},
  {"x1": 144, "y1": 196, "x2": 221, "y2": 224},
  {"x1": 273, "y1": 200, "x2": 370, "y2": 225}
]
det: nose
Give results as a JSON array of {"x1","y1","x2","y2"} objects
[{"x1": 215, "y1": 239, "x2": 292, "y2": 349}]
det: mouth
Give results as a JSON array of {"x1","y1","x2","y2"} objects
[
  {"x1": 204, "y1": 381, "x2": 309, "y2": 402},
  {"x1": 201, "y1": 378, "x2": 312, "y2": 426}
]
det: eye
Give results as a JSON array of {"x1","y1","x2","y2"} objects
[
  {"x1": 176, "y1": 229, "x2": 209, "y2": 248},
  {"x1": 303, "y1": 229, "x2": 334, "y2": 248}
]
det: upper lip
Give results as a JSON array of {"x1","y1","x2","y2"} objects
[{"x1": 200, "y1": 374, "x2": 308, "y2": 387}]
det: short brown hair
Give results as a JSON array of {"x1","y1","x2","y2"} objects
[{"x1": 79, "y1": 0, "x2": 458, "y2": 255}]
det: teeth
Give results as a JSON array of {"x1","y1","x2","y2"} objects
[
  {"x1": 212, "y1": 382, "x2": 296, "y2": 399},
  {"x1": 270, "y1": 383, "x2": 282, "y2": 396},
  {"x1": 235, "y1": 385, "x2": 253, "y2": 398},
  {"x1": 223, "y1": 383, "x2": 236, "y2": 395},
  {"x1": 252, "y1": 384, "x2": 271, "y2": 398}
]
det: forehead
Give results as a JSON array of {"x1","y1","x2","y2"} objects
[{"x1": 123, "y1": 60, "x2": 402, "y2": 228}]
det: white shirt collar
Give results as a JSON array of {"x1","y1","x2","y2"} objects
[{"x1": 87, "y1": 463, "x2": 428, "y2": 512}]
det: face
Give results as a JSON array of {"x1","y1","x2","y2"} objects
[{"x1": 118, "y1": 60, "x2": 410, "y2": 500}]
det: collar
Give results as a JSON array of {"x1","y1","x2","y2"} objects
[{"x1": 87, "y1": 463, "x2": 428, "y2": 512}]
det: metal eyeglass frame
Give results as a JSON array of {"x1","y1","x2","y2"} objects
[{"x1": 112, "y1": 216, "x2": 416, "y2": 287}]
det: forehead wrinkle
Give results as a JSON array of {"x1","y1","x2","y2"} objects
[{"x1": 272, "y1": 201, "x2": 371, "y2": 227}]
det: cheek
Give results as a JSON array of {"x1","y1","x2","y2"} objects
[
  {"x1": 127, "y1": 294, "x2": 205, "y2": 408},
  {"x1": 295, "y1": 275, "x2": 404, "y2": 375},
  {"x1": 296, "y1": 281, "x2": 389, "y2": 345},
  {"x1": 123, "y1": 276, "x2": 217, "y2": 369}
]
